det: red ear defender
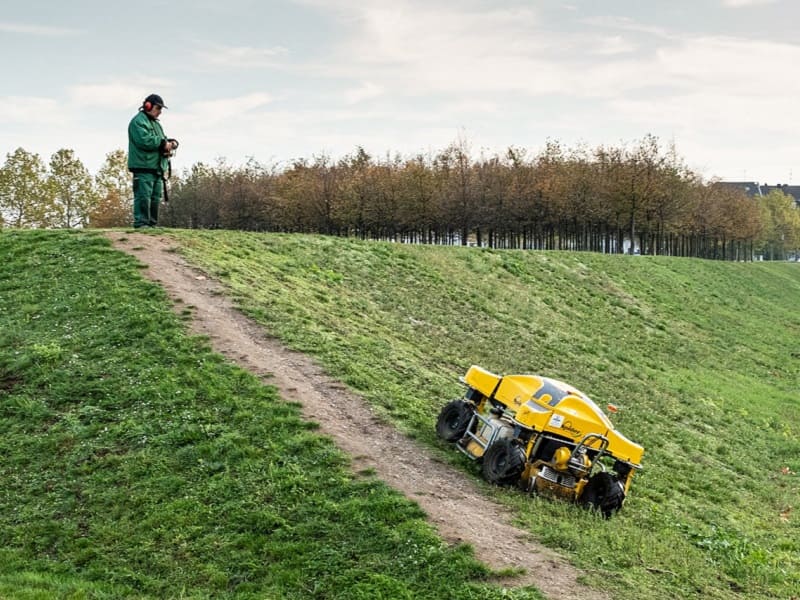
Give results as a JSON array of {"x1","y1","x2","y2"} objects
[{"x1": 143, "y1": 101, "x2": 152, "y2": 111}]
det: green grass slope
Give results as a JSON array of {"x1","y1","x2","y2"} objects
[
  {"x1": 0, "y1": 230, "x2": 543, "y2": 600},
  {"x1": 164, "y1": 230, "x2": 800, "y2": 600}
]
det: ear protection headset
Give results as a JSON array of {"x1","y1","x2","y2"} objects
[{"x1": 142, "y1": 95, "x2": 166, "y2": 111}]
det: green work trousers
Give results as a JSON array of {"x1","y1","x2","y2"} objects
[{"x1": 132, "y1": 171, "x2": 164, "y2": 228}]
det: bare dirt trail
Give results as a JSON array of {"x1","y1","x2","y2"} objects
[{"x1": 106, "y1": 231, "x2": 610, "y2": 600}]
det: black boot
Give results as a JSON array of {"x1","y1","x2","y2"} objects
[{"x1": 148, "y1": 202, "x2": 159, "y2": 227}]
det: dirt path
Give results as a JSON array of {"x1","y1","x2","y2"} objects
[{"x1": 106, "y1": 231, "x2": 609, "y2": 600}]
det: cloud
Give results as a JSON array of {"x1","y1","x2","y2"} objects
[
  {"x1": 591, "y1": 35, "x2": 638, "y2": 56},
  {"x1": 307, "y1": 1, "x2": 800, "y2": 105},
  {"x1": 343, "y1": 81, "x2": 384, "y2": 104},
  {"x1": 0, "y1": 21, "x2": 82, "y2": 36},
  {"x1": 297, "y1": 2, "x2": 663, "y2": 98},
  {"x1": 348, "y1": 3, "x2": 545, "y2": 66},
  {"x1": 581, "y1": 16, "x2": 673, "y2": 39},
  {"x1": 195, "y1": 44, "x2": 289, "y2": 69},
  {"x1": 596, "y1": 34, "x2": 800, "y2": 179},
  {"x1": 0, "y1": 96, "x2": 62, "y2": 125},
  {"x1": 312, "y1": 2, "x2": 575, "y2": 96},
  {"x1": 178, "y1": 93, "x2": 273, "y2": 125},
  {"x1": 656, "y1": 35, "x2": 800, "y2": 94},
  {"x1": 722, "y1": 0, "x2": 778, "y2": 6},
  {"x1": 69, "y1": 80, "x2": 174, "y2": 110}
]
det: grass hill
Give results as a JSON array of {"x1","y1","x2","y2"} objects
[{"x1": 1, "y1": 229, "x2": 799, "y2": 599}]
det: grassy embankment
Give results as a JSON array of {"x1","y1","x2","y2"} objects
[
  {"x1": 2, "y1": 228, "x2": 799, "y2": 598},
  {"x1": 167, "y1": 229, "x2": 800, "y2": 600},
  {"x1": 0, "y1": 230, "x2": 544, "y2": 600}
]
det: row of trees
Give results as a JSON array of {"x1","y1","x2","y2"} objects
[
  {"x1": 2, "y1": 137, "x2": 799, "y2": 260},
  {"x1": 161, "y1": 136, "x2": 800, "y2": 260}
]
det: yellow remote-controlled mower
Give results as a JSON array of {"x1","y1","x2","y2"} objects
[{"x1": 436, "y1": 366, "x2": 644, "y2": 517}]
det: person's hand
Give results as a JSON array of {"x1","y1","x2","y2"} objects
[{"x1": 162, "y1": 138, "x2": 179, "y2": 157}]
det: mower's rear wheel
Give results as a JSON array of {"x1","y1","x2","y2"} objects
[
  {"x1": 482, "y1": 439, "x2": 526, "y2": 486},
  {"x1": 435, "y1": 400, "x2": 473, "y2": 442},
  {"x1": 580, "y1": 472, "x2": 625, "y2": 518}
]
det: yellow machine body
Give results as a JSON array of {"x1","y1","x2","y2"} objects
[
  {"x1": 463, "y1": 365, "x2": 643, "y2": 468},
  {"x1": 439, "y1": 365, "x2": 645, "y2": 516}
]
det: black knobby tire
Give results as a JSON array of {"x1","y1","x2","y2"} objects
[
  {"x1": 580, "y1": 471, "x2": 625, "y2": 518},
  {"x1": 482, "y1": 439, "x2": 526, "y2": 486},
  {"x1": 435, "y1": 400, "x2": 473, "y2": 442}
]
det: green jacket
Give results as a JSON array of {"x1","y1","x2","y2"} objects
[{"x1": 127, "y1": 111, "x2": 169, "y2": 173}]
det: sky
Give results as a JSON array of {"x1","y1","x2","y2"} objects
[{"x1": 1, "y1": 0, "x2": 799, "y2": 184}]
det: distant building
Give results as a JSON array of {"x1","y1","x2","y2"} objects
[{"x1": 719, "y1": 181, "x2": 800, "y2": 207}]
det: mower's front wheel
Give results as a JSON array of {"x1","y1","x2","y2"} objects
[
  {"x1": 482, "y1": 439, "x2": 526, "y2": 486},
  {"x1": 580, "y1": 472, "x2": 625, "y2": 518},
  {"x1": 435, "y1": 400, "x2": 473, "y2": 442}
]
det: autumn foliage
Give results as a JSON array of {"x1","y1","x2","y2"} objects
[{"x1": 2, "y1": 135, "x2": 799, "y2": 260}]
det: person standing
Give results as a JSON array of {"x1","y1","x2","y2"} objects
[{"x1": 127, "y1": 94, "x2": 177, "y2": 228}]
